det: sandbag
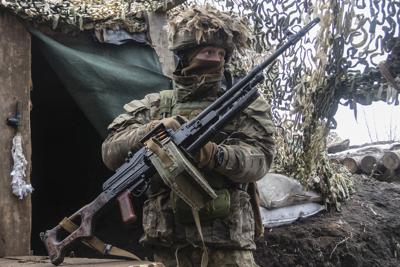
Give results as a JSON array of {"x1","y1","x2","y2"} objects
[
  {"x1": 260, "y1": 203, "x2": 325, "y2": 228},
  {"x1": 257, "y1": 173, "x2": 321, "y2": 209}
]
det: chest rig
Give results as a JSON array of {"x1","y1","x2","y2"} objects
[
  {"x1": 158, "y1": 90, "x2": 213, "y2": 119},
  {"x1": 151, "y1": 90, "x2": 232, "y2": 224}
]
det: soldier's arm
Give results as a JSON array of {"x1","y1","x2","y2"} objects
[
  {"x1": 102, "y1": 94, "x2": 159, "y2": 171},
  {"x1": 214, "y1": 96, "x2": 275, "y2": 183}
]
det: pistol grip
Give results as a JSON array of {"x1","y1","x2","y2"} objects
[{"x1": 117, "y1": 190, "x2": 137, "y2": 224}]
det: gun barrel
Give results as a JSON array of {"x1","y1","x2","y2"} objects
[
  {"x1": 186, "y1": 74, "x2": 264, "y2": 153},
  {"x1": 254, "y1": 17, "x2": 320, "y2": 74},
  {"x1": 187, "y1": 17, "x2": 320, "y2": 124},
  {"x1": 176, "y1": 17, "x2": 320, "y2": 152}
]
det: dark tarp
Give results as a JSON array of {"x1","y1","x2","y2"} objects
[{"x1": 30, "y1": 28, "x2": 171, "y2": 137}]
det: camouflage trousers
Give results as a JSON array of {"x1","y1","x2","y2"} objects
[{"x1": 153, "y1": 246, "x2": 259, "y2": 267}]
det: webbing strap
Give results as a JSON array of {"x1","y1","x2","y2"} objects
[
  {"x1": 159, "y1": 90, "x2": 174, "y2": 118},
  {"x1": 191, "y1": 208, "x2": 209, "y2": 267},
  {"x1": 59, "y1": 217, "x2": 141, "y2": 261},
  {"x1": 145, "y1": 138, "x2": 173, "y2": 168}
]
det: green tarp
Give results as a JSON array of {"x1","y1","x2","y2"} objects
[{"x1": 30, "y1": 28, "x2": 171, "y2": 137}]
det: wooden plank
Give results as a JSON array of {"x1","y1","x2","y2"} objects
[
  {"x1": 0, "y1": 256, "x2": 164, "y2": 267},
  {"x1": 0, "y1": 11, "x2": 32, "y2": 256},
  {"x1": 147, "y1": 11, "x2": 175, "y2": 78}
]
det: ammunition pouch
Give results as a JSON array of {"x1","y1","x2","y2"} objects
[
  {"x1": 171, "y1": 189, "x2": 231, "y2": 224},
  {"x1": 145, "y1": 135, "x2": 217, "y2": 211}
]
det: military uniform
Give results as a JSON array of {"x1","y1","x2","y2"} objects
[{"x1": 101, "y1": 5, "x2": 275, "y2": 267}]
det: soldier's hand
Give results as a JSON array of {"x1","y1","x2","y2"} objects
[
  {"x1": 159, "y1": 117, "x2": 181, "y2": 131},
  {"x1": 146, "y1": 116, "x2": 219, "y2": 169},
  {"x1": 195, "y1": 142, "x2": 219, "y2": 169},
  {"x1": 146, "y1": 116, "x2": 185, "y2": 132}
]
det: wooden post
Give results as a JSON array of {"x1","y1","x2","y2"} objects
[
  {"x1": 147, "y1": 11, "x2": 176, "y2": 78},
  {"x1": 0, "y1": 12, "x2": 32, "y2": 256}
]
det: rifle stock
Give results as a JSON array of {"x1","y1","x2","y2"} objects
[
  {"x1": 41, "y1": 17, "x2": 320, "y2": 265},
  {"x1": 41, "y1": 192, "x2": 111, "y2": 265}
]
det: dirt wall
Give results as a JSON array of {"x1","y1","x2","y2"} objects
[{"x1": 254, "y1": 175, "x2": 400, "y2": 267}]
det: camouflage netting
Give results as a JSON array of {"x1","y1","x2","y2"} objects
[
  {"x1": 2, "y1": 0, "x2": 399, "y2": 208},
  {"x1": 188, "y1": 0, "x2": 400, "y2": 209},
  {"x1": 0, "y1": 0, "x2": 185, "y2": 32}
]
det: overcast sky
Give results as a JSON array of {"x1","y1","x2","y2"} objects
[
  {"x1": 334, "y1": 101, "x2": 400, "y2": 145},
  {"x1": 207, "y1": 1, "x2": 399, "y2": 145}
]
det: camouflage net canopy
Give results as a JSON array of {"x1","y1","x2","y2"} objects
[
  {"x1": 191, "y1": 0, "x2": 400, "y2": 208},
  {"x1": 0, "y1": 0, "x2": 185, "y2": 32},
  {"x1": 2, "y1": 0, "x2": 398, "y2": 208}
]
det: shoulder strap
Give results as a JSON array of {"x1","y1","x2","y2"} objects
[
  {"x1": 248, "y1": 182, "x2": 264, "y2": 240},
  {"x1": 159, "y1": 90, "x2": 174, "y2": 118},
  {"x1": 59, "y1": 217, "x2": 141, "y2": 261},
  {"x1": 191, "y1": 208, "x2": 209, "y2": 267}
]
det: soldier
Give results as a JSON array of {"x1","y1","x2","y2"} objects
[{"x1": 102, "y1": 5, "x2": 275, "y2": 267}]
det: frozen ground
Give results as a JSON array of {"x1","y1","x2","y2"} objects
[{"x1": 254, "y1": 174, "x2": 400, "y2": 267}]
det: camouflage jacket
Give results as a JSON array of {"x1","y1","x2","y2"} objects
[{"x1": 102, "y1": 89, "x2": 275, "y2": 250}]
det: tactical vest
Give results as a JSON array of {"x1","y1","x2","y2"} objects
[
  {"x1": 159, "y1": 90, "x2": 213, "y2": 119},
  {"x1": 158, "y1": 90, "x2": 232, "y2": 224},
  {"x1": 158, "y1": 89, "x2": 264, "y2": 238},
  {"x1": 158, "y1": 89, "x2": 234, "y2": 189}
]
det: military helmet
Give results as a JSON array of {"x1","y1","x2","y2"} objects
[{"x1": 168, "y1": 5, "x2": 251, "y2": 60}]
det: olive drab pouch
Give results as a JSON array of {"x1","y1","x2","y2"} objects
[
  {"x1": 145, "y1": 135, "x2": 217, "y2": 211},
  {"x1": 141, "y1": 191, "x2": 175, "y2": 245},
  {"x1": 159, "y1": 90, "x2": 174, "y2": 118},
  {"x1": 171, "y1": 189, "x2": 231, "y2": 224}
]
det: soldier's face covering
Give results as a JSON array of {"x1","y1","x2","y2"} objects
[
  {"x1": 174, "y1": 46, "x2": 226, "y2": 102},
  {"x1": 181, "y1": 46, "x2": 226, "y2": 76}
]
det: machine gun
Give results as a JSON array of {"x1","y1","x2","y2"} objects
[{"x1": 41, "y1": 17, "x2": 320, "y2": 265}]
